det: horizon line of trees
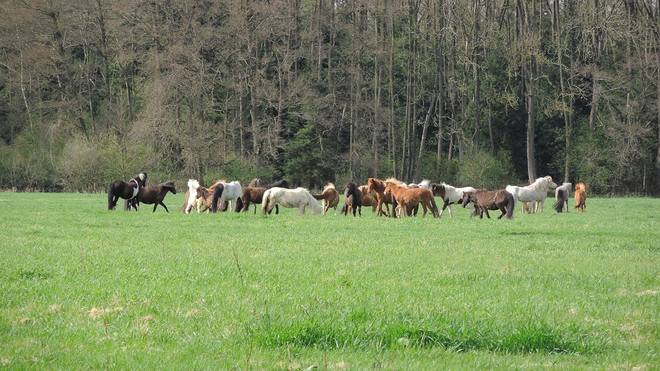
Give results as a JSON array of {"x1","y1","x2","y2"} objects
[{"x1": 1, "y1": 0, "x2": 659, "y2": 195}]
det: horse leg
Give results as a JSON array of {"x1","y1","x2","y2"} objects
[
  {"x1": 153, "y1": 204, "x2": 158, "y2": 212},
  {"x1": 299, "y1": 205, "x2": 306, "y2": 215},
  {"x1": 160, "y1": 202, "x2": 170, "y2": 212}
]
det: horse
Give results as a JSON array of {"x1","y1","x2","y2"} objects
[
  {"x1": 262, "y1": 187, "x2": 322, "y2": 215},
  {"x1": 505, "y1": 185, "x2": 538, "y2": 214},
  {"x1": 553, "y1": 182, "x2": 572, "y2": 213},
  {"x1": 211, "y1": 181, "x2": 242, "y2": 212},
  {"x1": 430, "y1": 183, "x2": 476, "y2": 218},
  {"x1": 340, "y1": 182, "x2": 363, "y2": 217},
  {"x1": 313, "y1": 183, "x2": 340, "y2": 215},
  {"x1": 527, "y1": 176, "x2": 557, "y2": 213},
  {"x1": 181, "y1": 179, "x2": 226, "y2": 212},
  {"x1": 125, "y1": 180, "x2": 176, "y2": 212},
  {"x1": 107, "y1": 172, "x2": 147, "y2": 211},
  {"x1": 384, "y1": 178, "x2": 439, "y2": 218},
  {"x1": 367, "y1": 178, "x2": 395, "y2": 217},
  {"x1": 461, "y1": 189, "x2": 515, "y2": 220},
  {"x1": 358, "y1": 185, "x2": 379, "y2": 213},
  {"x1": 574, "y1": 182, "x2": 586, "y2": 213}
]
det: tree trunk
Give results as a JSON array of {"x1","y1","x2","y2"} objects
[{"x1": 415, "y1": 97, "x2": 436, "y2": 182}]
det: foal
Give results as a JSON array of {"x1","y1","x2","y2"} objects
[{"x1": 574, "y1": 183, "x2": 586, "y2": 213}]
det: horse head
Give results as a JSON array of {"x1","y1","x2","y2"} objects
[
  {"x1": 545, "y1": 176, "x2": 558, "y2": 189},
  {"x1": 430, "y1": 184, "x2": 446, "y2": 198}
]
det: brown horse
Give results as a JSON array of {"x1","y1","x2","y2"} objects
[
  {"x1": 125, "y1": 180, "x2": 176, "y2": 212},
  {"x1": 107, "y1": 172, "x2": 147, "y2": 211},
  {"x1": 341, "y1": 182, "x2": 363, "y2": 217},
  {"x1": 384, "y1": 178, "x2": 439, "y2": 218},
  {"x1": 574, "y1": 182, "x2": 586, "y2": 213},
  {"x1": 181, "y1": 179, "x2": 227, "y2": 212},
  {"x1": 367, "y1": 178, "x2": 395, "y2": 217},
  {"x1": 461, "y1": 189, "x2": 515, "y2": 219},
  {"x1": 313, "y1": 183, "x2": 340, "y2": 215},
  {"x1": 239, "y1": 179, "x2": 288, "y2": 213},
  {"x1": 190, "y1": 185, "x2": 219, "y2": 213},
  {"x1": 359, "y1": 185, "x2": 378, "y2": 213}
]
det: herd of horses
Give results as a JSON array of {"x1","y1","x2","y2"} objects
[{"x1": 107, "y1": 172, "x2": 587, "y2": 218}]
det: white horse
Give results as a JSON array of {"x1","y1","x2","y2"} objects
[
  {"x1": 184, "y1": 179, "x2": 200, "y2": 214},
  {"x1": 429, "y1": 183, "x2": 476, "y2": 218},
  {"x1": 262, "y1": 187, "x2": 323, "y2": 215},
  {"x1": 216, "y1": 181, "x2": 242, "y2": 212},
  {"x1": 505, "y1": 185, "x2": 538, "y2": 213},
  {"x1": 527, "y1": 176, "x2": 557, "y2": 213},
  {"x1": 418, "y1": 179, "x2": 431, "y2": 189}
]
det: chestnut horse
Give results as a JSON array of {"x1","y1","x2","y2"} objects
[
  {"x1": 384, "y1": 178, "x2": 439, "y2": 218},
  {"x1": 367, "y1": 178, "x2": 395, "y2": 217},
  {"x1": 125, "y1": 180, "x2": 176, "y2": 212},
  {"x1": 313, "y1": 183, "x2": 340, "y2": 215},
  {"x1": 107, "y1": 172, "x2": 147, "y2": 211},
  {"x1": 461, "y1": 189, "x2": 515, "y2": 219},
  {"x1": 341, "y1": 182, "x2": 363, "y2": 217},
  {"x1": 574, "y1": 183, "x2": 586, "y2": 213},
  {"x1": 359, "y1": 185, "x2": 379, "y2": 213}
]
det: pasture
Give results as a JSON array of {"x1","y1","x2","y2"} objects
[{"x1": 0, "y1": 192, "x2": 658, "y2": 370}]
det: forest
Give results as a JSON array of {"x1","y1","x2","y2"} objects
[{"x1": 1, "y1": 0, "x2": 659, "y2": 195}]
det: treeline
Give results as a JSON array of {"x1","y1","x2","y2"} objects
[{"x1": 1, "y1": 0, "x2": 659, "y2": 195}]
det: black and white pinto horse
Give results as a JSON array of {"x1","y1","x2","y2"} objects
[{"x1": 107, "y1": 172, "x2": 147, "y2": 211}]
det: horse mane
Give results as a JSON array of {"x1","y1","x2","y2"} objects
[
  {"x1": 188, "y1": 179, "x2": 199, "y2": 189},
  {"x1": 208, "y1": 179, "x2": 226, "y2": 192},
  {"x1": 249, "y1": 178, "x2": 261, "y2": 188},
  {"x1": 264, "y1": 179, "x2": 289, "y2": 189},
  {"x1": 384, "y1": 178, "x2": 403, "y2": 186}
]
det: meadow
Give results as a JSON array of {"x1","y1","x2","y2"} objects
[{"x1": 0, "y1": 192, "x2": 658, "y2": 370}]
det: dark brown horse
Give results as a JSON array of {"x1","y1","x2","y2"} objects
[
  {"x1": 367, "y1": 178, "x2": 394, "y2": 217},
  {"x1": 341, "y1": 182, "x2": 363, "y2": 217},
  {"x1": 461, "y1": 189, "x2": 515, "y2": 219},
  {"x1": 239, "y1": 179, "x2": 288, "y2": 213},
  {"x1": 107, "y1": 172, "x2": 147, "y2": 211},
  {"x1": 125, "y1": 180, "x2": 176, "y2": 212}
]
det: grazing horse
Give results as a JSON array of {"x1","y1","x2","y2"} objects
[
  {"x1": 211, "y1": 181, "x2": 242, "y2": 212},
  {"x1": 313, "y1": 183, "x2": 340, "y2": 215},
  {"x1": 384, "y1": 178, "x2": 439, "y2": 218},
  {"x1": 430, "y1": 183, "x2": 476, "y2": 218},
  {"x1": 554, "y1": 182, "x2": 572, "y2": 213},
  {"x1": 262, "y1": 187, "x2": 322, "y2": 215},
  {"x1": 341, "y1": 182, "x2": 363, "y2": 217},
  {"x1": 367, "y1": 178, "x2": 395, "y2": 217},
  {"x1": 461, "y1": 189, "x2": 515, "y2": 220},
  {"x1": 574, "y1": 182, "x2": 586, "y2": 213},
  {"x1": 125, "y1": 180, "x2": 176, "y2": 212},
  {"x1": 107, "y1": 172, "x2": 147, "y2": 211}
]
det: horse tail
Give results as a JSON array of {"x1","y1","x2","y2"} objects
[
  {"x1": 506, "y1": 192, "x2": 515, "y2": 219},
  {"x1": 429, "y1": 193, "x2": 440, "y2": 218},
  {"x1": 553, "y1": 189, "x2": 565, "y2": 213},
  {"x1": 262, "y1": 189, "x2": 271, "y2": 214},
  {"x1": 234, "y1": 197, "x2": 243, "y2": 213},
  {"x1": 211, "y1": 185, "x2": 224, "y2": 212},
  {"x1": 313, "y1": 191, "x2": 330, "y2": 200},
  {"x1": 107, "y1": 183, "x2": 115, "y2": 210}
]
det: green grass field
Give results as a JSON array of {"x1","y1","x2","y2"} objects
[{"x1": 1, "y1": 192, "x2": 658, "y2": 370}]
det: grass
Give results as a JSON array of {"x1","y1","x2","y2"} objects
[{"x1": 0, "y1": 192, "x2": 658, "y2": 370}]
